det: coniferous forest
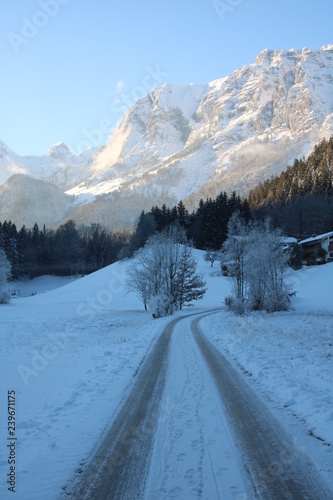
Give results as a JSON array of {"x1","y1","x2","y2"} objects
[
  {"x1": 120, "y1": 192, "x2": 252, "y2": 259},
  {"x1": 0, "y1": 220, "x2": 128, "y2": 279},
  {"x1": 248, "y1": 136, "x2": 333, "y2": 237}
]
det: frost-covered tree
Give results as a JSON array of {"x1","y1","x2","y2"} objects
[
  {"x1": 126, "y1": 257, "x2": 152, "y2": 311},
  {"x1": 246, "y1": 224, "x2": 291, "y2": 311},
  {"x1": 221, "y1": 214, "x2": 291, "y2": 313},
  {"x1": 175, "y1": 242, "x2": 206, "y2": 310},
  {"x1": 0, "y1": 248, "x2": 12, "y2": 304},
  {"x1": 221, "y1": 213, "x2": 250, "y2": 305},
  {"x1": 204, "y1": 248, "x2": 221, "y2": 268},
  {"x1": 127, "y1": 224, "x2": 206, "y2": 317}
]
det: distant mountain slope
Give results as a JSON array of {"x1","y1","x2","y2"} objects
[
  {"x1": 248, "y1": 136, "x2": 333, "y2": 207},
  {"x1": 0, "y1": 175, "x2": 74, "y2": 228},
  {"x1": 1, "y1": 45, "x2": 333, "y2": 229}
]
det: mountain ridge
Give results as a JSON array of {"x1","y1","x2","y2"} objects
[
  {"x1": 69, "y1": 45, "x2": 333, "y2": 200},
  {"x1": 0, "y1": 138, "x2": 99, "y2": 190}
]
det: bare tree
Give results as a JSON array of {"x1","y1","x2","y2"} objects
[
  {"x1": 245, "y1": 224, "x2": 291, "y2": 311},
  {"x1": 126, "y1": 265, "x2": 150, "y2": 311}
]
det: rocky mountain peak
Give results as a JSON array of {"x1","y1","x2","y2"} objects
[{"x1": 46, "y1": 142, "x2": 72, "y2": 159}]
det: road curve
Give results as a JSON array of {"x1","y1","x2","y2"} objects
[
  {"x1": 69, "y1": 310, "x2": 219, "y2": 500},
  {"x1": 192, "y1": 315, "x2": 333, "y2": 500}
]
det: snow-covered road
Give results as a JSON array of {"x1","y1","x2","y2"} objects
[
  {"x1": 70, "y1": 310, "x2": 332, "y2": 499},
  {"x1": 70, "y1": 312, "x2": 176, "y2": 499},
  {"x1": 70, "y1": 310, "x2": 225, "y2": 499}
]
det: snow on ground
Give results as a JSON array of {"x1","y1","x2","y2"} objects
[
  {"x1": 8, "y1": 275, "x2": 80, "y2": 297},
  {"x1": 0, "y1": 253, "x2": 332, "y2": 498}
]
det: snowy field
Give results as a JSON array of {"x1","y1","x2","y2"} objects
[{"x1": 0, "y1": 253, "x2": 332, "y2": 498}]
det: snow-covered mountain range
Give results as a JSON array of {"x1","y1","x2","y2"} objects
[
  {"x1": 1, "y1": 45, "x2": 333, "y2": 230},
  {"x1": 0, "y1": 140, "x2": 99, "y2": 190}
]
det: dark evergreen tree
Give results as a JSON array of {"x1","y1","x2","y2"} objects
[
  {"x1": 54, "y1": 220, "x2": 86, "y2": 275},
  {"x1": 176, "y1": 201, "x2": 188, "y2": 228},
  {"x1": 120, "y1": 211, "x2": 157, "y2": 258},
  {"x1": 1, "y1": 221, "x2": 18, "y2": 279}
]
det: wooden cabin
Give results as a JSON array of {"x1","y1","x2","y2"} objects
[{"x1": 299, "y1": 231, "x2": 333, "y2": 265}]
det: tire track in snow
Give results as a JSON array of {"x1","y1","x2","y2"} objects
[
  {"x1": 68, "y1": 317, "x2": 173, "y2": 499},
  {"x1": 192, "y1": 315, "x2": 333, "y2": 499},
  {"x1": 144, "y1": 312, "x2": 249, "y2": 499}
]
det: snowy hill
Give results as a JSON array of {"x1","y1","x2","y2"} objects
[
  {"x1": 0, "y1": 254, "x2": 332, "y2": 498},
  {"x1": 1, "y1": 46, "x2": 333, "y2": 229}
]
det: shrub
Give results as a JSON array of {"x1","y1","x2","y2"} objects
[
  {"x1": 224, "y1": 295, "x2": 247, "y2": 315},
  {"x1": 0, "y1": 290, "x2": 11, "y2": 304},
  {"x1": 148, "y1": 291, "x2": 173, "y2": 318},
  {"x1": 265, "y1": 291, "x2": 290, "y2": 313}
]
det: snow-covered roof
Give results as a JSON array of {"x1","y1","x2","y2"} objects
[
  {"x1": 281, "y1": 237, "x2": 298, "y2": 244},
  {"x1": 299, "y1": 231, "x2": 333, "y2": 245}
]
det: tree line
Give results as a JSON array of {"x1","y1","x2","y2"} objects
[
  {"x1": 122, "y1": 192, "x2": 252, "y2": 258},
  {"x1": 0, "y1": 220, "x2": 128, "y2": 279},
  {"x1": 0, "y1": 191, "x2": 251, "y2": 281}
]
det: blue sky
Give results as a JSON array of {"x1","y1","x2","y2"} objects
[{"x1": 1, "y1": 0, "x2": 332, "y2": 156}]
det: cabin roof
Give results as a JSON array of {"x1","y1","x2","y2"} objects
[{"x1": 299, "y1": 231, "x2": 333, "y2": 245}]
